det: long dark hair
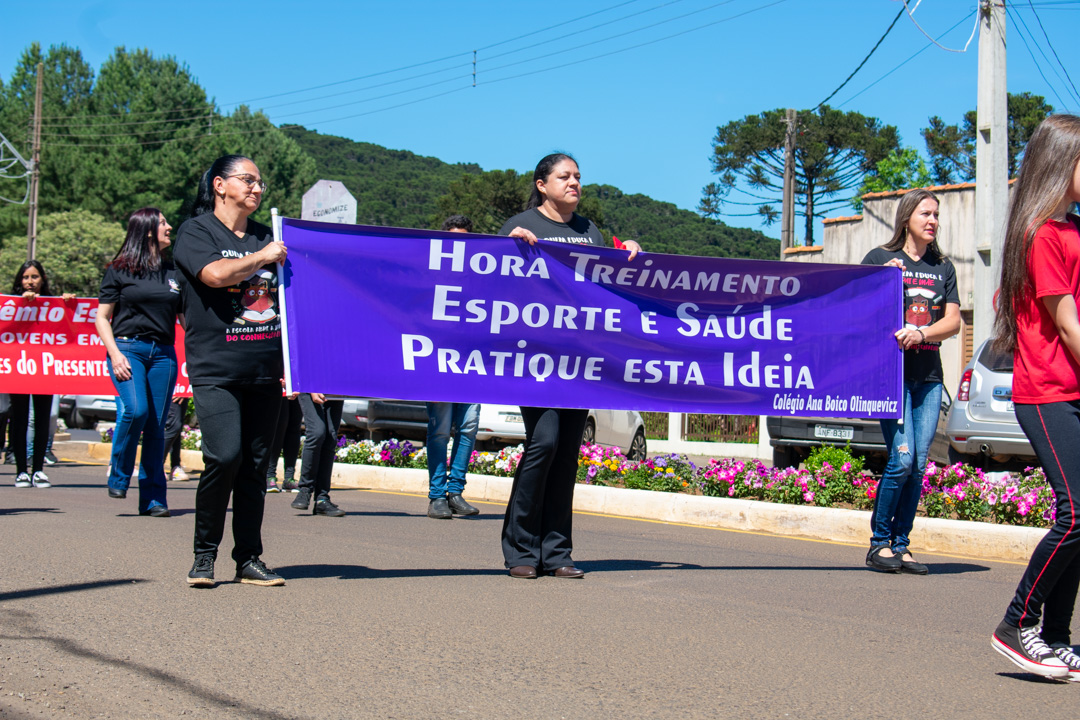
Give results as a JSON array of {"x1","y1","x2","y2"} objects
[
  {"x1": 880, "y1": 188, "x2": 945, "y2": 260},
  {"x1": 194, "y1": 154, "x2": 252, "y2": 216},
  {"x1": 526, "y1": 152, "x2": 577, "y2": 210},
  {"x1": 11, "y1": 260, "x2": 51, "y2": 296},
  {"x1": 111, "y1": 207, "x2": 164, "y2": 276},
  {"x1": 995, "y1": 114, "x2": 1080, "y2": 352}
]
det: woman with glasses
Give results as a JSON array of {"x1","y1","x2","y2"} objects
[
  {"x1": 498, "y1": 153, "x2": 641, "y2": 579},
  {"x1": 95, "y1": 207, "x2": 180, "y2": 516},
  {"x1": 174, "y1": 154, "x2": 288, "y2": 588}
]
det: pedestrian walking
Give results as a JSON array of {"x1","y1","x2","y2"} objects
[
  {"x1": 990, "y1": 113, "x2": 1080, "y2": 680},
  {"x1": 498, "y1": 153, "x2": 641, "y2": 579},
  {"x1": 175, "y1": 154, "x2": 288, "y2": 588},
  {"x1": 95, "y1": 207, "x2": 180, "y2": 517},
  {"x1": 861, "y1": 189, "x2": 960, "y2": 574}
]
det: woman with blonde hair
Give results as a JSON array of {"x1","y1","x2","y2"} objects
[{"x1": 990, "y1": 113, "x2": 1080, "y2": 680}]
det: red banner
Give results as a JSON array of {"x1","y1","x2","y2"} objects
[{"x1": 0, "y1": 295, "x2": 190, "y2": 396}]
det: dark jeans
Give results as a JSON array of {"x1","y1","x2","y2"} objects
[
  {"x1": 107, "y1": 338, "x2": 178, "y2": 511},
  {"x1": 10, "y1": 394, "x2": 51, "y2": 475},
  {"x1": 268, "y1": 397, "x2": 302, "y2": 478},
  {"x1": 163, "y1": 398, "x2": 189, "y2": 470},
  {"x1": 190, "y1": 382, "x2": 282, "y2": 569},
  {"x1": 501, "y1": 407, "x2": 588, "y2": 571},
  {"x1": 1005, "y1": 401, "x2": 1080, "y2": 646},
  {"x1": 298, "y1": 395, "x2": 343, "y2": 502}
]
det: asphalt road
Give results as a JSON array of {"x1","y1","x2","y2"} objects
[{"x1": 0, "y1": 461, "x2": 1076, "y2": 719}]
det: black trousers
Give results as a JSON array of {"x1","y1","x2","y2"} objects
[
  {"x1": 298, "y1": 395, "x2": 343, "y2": 502},
  {"x1": 501, "y1": 407, "x2": 588, "y2": 571},
  {"x1": 163, "y1": 398, "x2": 189, "y2": 470},
  {"x1": 10, "y1": 394, "x2": 51, "y2": 475},
  {"x1": 268, "y1": 397, "x2": 303, "y2": 477},
  {"x1": 1007, "y1": 401, "x2": 1080, "y2": 646},
  {"x1": 190, "y1": 383, "x2": 281, "y2": 568}
]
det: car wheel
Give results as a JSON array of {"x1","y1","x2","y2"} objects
[
  {"x1": 582, "y1": 419, "x2": 596, "y2": 446},
  {"x1": 627, "y1": 429, "x2": 647, "y2": 461},
  {"x1": 772, "y1": 446, "x2": 795, "y2": 469},
  {"x1": 947, "y1": 446, "x2": 981, "y2": 468},
  {"x1": 70, "y1": 407, "x2": 95, "y2": 430}
]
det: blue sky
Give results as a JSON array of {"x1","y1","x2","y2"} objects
[{"x1": 3, "y1": 0, "x2": 1079, "y2": 241}]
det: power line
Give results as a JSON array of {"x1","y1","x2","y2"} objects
[
  {"x1": 1005, "y1": 4, "x2": 1074, "y2": 110},
  {"x1": 1025, "y1": 0, "x2": 1080, "y2": 105},
  {"x1": 813, "y1": 6, "x2": 905, "y2": 110},
  {"x1": 901, "y1": 0, "x2": 979, "y2": 53}
]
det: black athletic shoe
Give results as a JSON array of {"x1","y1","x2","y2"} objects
[
  {"x1": 291, "y1": 487, "x2": 312, "y2": 510},
  {"x1": 235, "y1": 558, "x2": 285, "y2": 586},
  {"x1": 314, "y1": 499, "x2": 345, "y2": 517},
  {"x1": 44, "y1": 451, "x2": 58, "y2": 465},
  {"x1": 187, "y1": 554, "x2": 215, "y2": 588},
  {"x1": 447, "y1": 493, "x2": 479, "y2": 516},
  {"x1": 991, "y1": 621, "x2": 1069, "y2": 678}
]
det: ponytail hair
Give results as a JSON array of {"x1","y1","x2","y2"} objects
[
  {"x1": 526, "y1": 153, "x2": 577, "y2": 210},
  {"x1": 194, "y1": 154, "x2": 252, "y2": 216}
]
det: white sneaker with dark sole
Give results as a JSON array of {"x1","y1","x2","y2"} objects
[
  {"x1": 31, "y1": 471, "x2": 51, "y2": 488},
  {"x1": 1052, "y1": 646, "x2": 1080, "y2": 682},
  {"x1": 992, "y1": 621, "x2": 1069, "y2": 679},
  {"x1": 14, "y1": 472, "x2": 31, "y2": 488}
]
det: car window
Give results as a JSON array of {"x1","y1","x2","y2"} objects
[{"x1": 977, "y1": 341, "x2": 1014, "y2": 372}]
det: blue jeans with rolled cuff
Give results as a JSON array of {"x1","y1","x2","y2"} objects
[
  {"x1": 106, "y1": 338, "x2": 178, "y2": 513},
  {"x1": 426, "y1": 402, "x2": 480, "y2": 499},
  {"x1": 870, "y1": 381, "x2": 942, "y2": 555}
]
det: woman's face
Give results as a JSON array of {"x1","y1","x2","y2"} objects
[
  {"x1": 157, "y1": 214, "x2": 173, "y2": 249},
  {"x1": 215, "y1": 160, "x2": 264, "y2": 214},
  {"x1": 21, "y1": 266, "x2": 43, "y2": 293},
  {"x1": 1067, "y1": 157, "x2": 1080, "y2": 205},
  {"x1": 906, "y1": 197, "x2": 940, "y2": 245},
  {"x1": 537, "y1": 159, "x2": 581, "y2": 211}
]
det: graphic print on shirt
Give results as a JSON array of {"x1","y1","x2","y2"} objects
[
  {"x1": 903, "y1": 287, "x2": 937, "y2": 329},
  {"x1": 229, "y1": 268, "x2": 277, "y2": 325}
]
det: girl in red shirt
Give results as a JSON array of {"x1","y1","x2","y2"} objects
[{"x1": 992, "y1": 113, "x2": 1080, "y2": 680}]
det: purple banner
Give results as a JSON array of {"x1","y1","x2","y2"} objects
[{"x1": 279, "y1": 219, "x2": 902, "y2": 418}]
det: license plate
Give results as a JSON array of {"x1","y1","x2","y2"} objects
[
  {"x1": 814, "y1": 424, "x2": 854, "y2": 441},
  {"x1": 502, "y1": 414, "x2": 523, "y2": 424}
]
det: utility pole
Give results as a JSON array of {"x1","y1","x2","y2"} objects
[
  {"x1": 26, "y1": 62, "x2": 43, "y2": 261},
  {"x1": 973, "y1": 1, "x2": 1007, "y2": 348},
  {"x1": 780, "y1": 108, "x2": 796, "y2": 256}
]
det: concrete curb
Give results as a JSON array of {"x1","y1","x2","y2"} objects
[{"x1": 58, "y1": 441, "x2": 1046, "y2": 562}]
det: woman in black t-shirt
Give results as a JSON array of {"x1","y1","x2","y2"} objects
[
  {"x1": 174, "y1": 154, "x2": 288, "y2": 588},
  {"x1": 860, "y1": 189, "x2": 960, "y2": 575},
  {"x1": 95, "y1": 207, "x2": 181, "y2": 516},
  {"x1": 498, "y1": 153, "x2": 641, "y2": 580},
  {"x1": 9, "y1": 260, "x2": 73, "y2": 489}
]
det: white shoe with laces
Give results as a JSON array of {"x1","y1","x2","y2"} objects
[
  {"x1": 992, "y1": 621, "x2": 1069, "y2": 678},
  {"x1": 1053, "y1": 646, "x2": 1080, "y2": 682},
  {"x1": 32, "y1": 471, "x2": 51, "y2": 488},
  {"x1": 14, "y1": 472, "x2": 31, "y2": 488}
]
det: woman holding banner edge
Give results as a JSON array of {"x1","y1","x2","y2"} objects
[
  {"x1": 498, "y1": 152, "x2": 641, "y2": 579},
  {"x1": 860, "y1": 188, "x2": 959, "y2": 575},
  {"x1": 95, "y1": 207, "x2": 180, "y2": 516}
]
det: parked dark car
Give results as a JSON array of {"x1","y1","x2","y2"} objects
[{"x1": 767, "y1": 415, "x2": 887, "y2": 471}]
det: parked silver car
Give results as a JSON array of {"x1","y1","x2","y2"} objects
[{"x1": 944, "y1": 339, "x2": 1035, "y2": 466}]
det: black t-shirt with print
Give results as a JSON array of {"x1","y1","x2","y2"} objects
[
  {"x1": 98, "y1": 264, "x2": 180, "y2": 346},
  {"x1": 862, "y1": 246, "x2": 960, "y2": 384},
  {"x1": 173, "y1": 213, "x2": 282, "y2": 386},
  {"x1": 499, "y1": 208, "x2": 606, "y2": 246}
]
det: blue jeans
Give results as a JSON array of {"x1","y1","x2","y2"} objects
[
  {"x1": 107, "y1": 338, "x2": 178, "y2": 512},
  {"x1": 426, "y1": 402, "x2": 479, "y2": 499},
  {"x1": 870, "y1": 380, "x2": 942, "y2": 554}
]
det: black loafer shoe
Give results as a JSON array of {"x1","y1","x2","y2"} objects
[
  {"x1": 509, "y1": 566, "x2": 537, "y2": 579},
  {"x1": 108, "y1": 488, "x2": 126, "y2": 499},
  {"x1": 427, "y1": 497, "x2": 453, "y2": 519},
  {"x1": 447, "y1": 493, "x2": 480, "y2": 516},
  {"x1": 899, "y1": 553, "x2": 929, "y2": 575},
  {"x1": 550, "y1": 566, "x2": 585, "y2": 579},
  {"x1": 866, "y1": 546, "x2": 902, "y2": 573}
]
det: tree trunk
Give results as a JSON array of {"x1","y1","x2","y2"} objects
[{"x1": 803, "y1": 181, "x2": 815, "y2": 246}]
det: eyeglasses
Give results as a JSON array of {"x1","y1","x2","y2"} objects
[{"x1": 224, "y1": 174, "x2": 267, "y2": 193}]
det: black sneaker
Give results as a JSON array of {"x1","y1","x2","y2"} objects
[
  {"x1": 992, "y1": 621, "x2": 1069, "y2": 678},
  {"x1": 44, "y1": 451, "x2": 58, "y2": 465},
  {"x1": 314, "y1": 499, "x2": 346, "y2": 517},
  {"x1": 187, "y1": 554, "x2": 215, "y2": 588},
  {"x1": 447, "y1": 493, "x2": 480, "y2": 516},
  {"x1": 291, "y1": 487, "x2": 312, "y2": 510},
  {"x1": 235, "y1": 558, "x2": 285, "y2": 586}
]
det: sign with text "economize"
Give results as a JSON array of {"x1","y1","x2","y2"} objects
[{"x1": 279, "y1": 220, "x2": 903, "y2": 418}]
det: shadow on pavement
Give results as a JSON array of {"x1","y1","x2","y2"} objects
[
  {"x1": 0, "y1": 507, "x2": 63, "y2": 516},
  {"x1": 996, "y1": 671, "x2": 1070, "y2": 684},
  {"x1": 0, "y1": 579, "x2": 145, "y2": 603},
  {"x1": 924, "y1": 562, "x2": 991, "y2": 575},
  {"x1": 276, "y1": 563, "x2": 505, "y2": 580},
  {"x1": 578, "y1": 559, "x2": 870, "y2": 573}
]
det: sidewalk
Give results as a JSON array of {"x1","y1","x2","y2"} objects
[{"x1": 57, "y1": 440, "x2": 1045, "y2": 562}]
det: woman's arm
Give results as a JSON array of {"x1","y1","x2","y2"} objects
[
  {"x1": 895, "y1": 302, "x2": 961, "y2": 350},
  {"x1": 1043, "y1": 294, "x2": 1080, "y2": 367},
  {"x1": 94, "y1": 302, "x2": 132, "y2": 382},
  {"x1": 197, "y1": 242, "x2": 287, "y2": 288}
]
